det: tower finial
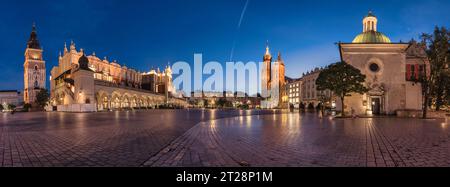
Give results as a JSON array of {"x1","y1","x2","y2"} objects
[
  {"x1": 32, "y1": 22, "x2": 36, "y2": 30},
  {"x1": 367, "y1": 10, "x2": 375, "y2": 17},
  {"x1": 265, "y1": 40, "x2": 270, "y2": 56}
]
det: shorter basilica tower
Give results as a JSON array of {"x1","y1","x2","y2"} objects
[{"x1": 24, "y1": 24, "x2": 46, "y2": 104}]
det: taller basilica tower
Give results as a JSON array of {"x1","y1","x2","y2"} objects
[{"x1": 23, "y1": 24, "x2": 46, "y2": 104}]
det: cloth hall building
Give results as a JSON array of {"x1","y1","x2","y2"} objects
[{"x1": 48, "y1": 41, "x2": 186, "y2": 112}]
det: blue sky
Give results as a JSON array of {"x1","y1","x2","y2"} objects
[{"x1": 0, "y1": 0, "x2": 449, "y2": 91}]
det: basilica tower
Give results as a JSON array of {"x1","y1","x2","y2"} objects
[
  {"x1": 23, "y1": 24, "x2": 46, "y2": 104},
  {"x1": 277, "y1": 52, "x2": 287, "y2": 107},
  {"x1": 262, "y1": 44, "x2": 272, "y2": 93}
]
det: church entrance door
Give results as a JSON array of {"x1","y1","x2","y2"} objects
[{"x1": 371, "y1": 98, "x2": 381, "y2": 115}]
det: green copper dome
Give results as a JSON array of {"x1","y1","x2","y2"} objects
[{"x1": 352, "y1": 31, "x2": 391, "y2": 43}]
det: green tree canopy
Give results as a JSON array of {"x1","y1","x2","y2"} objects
[
  {"x1": 421, "y1": 26, "x2": 450, "y2": 111},
  {"x1": 35, "y1": 88, "x2": 50, "y2": 109},
  {"x1": 316, "y1": 61, "x2": 369, "y2": 116}
]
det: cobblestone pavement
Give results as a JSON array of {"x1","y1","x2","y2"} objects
[
  {"x1": 144, "y1": 113, "x2": 450, "y2": 167},
  {"x1": 0, "y1": 109, "x2": 278, "y2": 167}
]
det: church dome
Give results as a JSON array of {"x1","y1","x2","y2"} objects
[
  {"x1": 352, "y1": 11, "x2": 392, "y2": 44},
  {"x1": 352, "y1": 31, "x2": 391, "y2": 43}
]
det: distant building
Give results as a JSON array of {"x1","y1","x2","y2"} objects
[
  {"x1": 141, "y1": 66, "x2": 174, "y2": 97},
  {"x1": 299, "y1": 68, "x2": 332, "y2": 108},
  {"x1": 0, "y1": 90, "x2": 23, "y2": 107},
  {"x1": 188, "y1": 91, "x2": 261, "y2": 109},
  {"x1": 338, "y1": 11, "x2": 428, "y2": 115},
  {"x1": 23, "y1": 24, "x2": 46, "y2": 105},
  {"x1": 286, "y1": 77, "x2": 301, "y2": 108}
]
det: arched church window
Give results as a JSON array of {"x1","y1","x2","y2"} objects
[{"x1": 34, "y1": 65, "x2": 38, "y2": 71}]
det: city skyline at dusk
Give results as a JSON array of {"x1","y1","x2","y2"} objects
[
  {"x1": 0, "y1": 1, "x2": 450, "y2": 182},
  {"x1": 0, "y1": 0, "x2": 449, "y2": 91}
]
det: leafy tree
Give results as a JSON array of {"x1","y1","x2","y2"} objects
[
  {"x1": 420, "y1": 27, "x2": 450, "y2": 112},
  {"x1": 203, "y1": 99, "x2": 209, "y2": 108},
  {"x1": 1, "y1": 103, "x2": 7, "y2": 111},
  {"x1": 225, "y1": 100, "x2": 233, "y2": 108},
  {"x1": 240, "y1": 104, "x2": 249, "y2": 110},
  {"x1": 8, "y1": 104, "x2": 16, "y2": 110},
  {"x1": 316, "y1": 62, "x2": 369, "y2": 116},
  {"x1": 216, "y1": 98, "x2": 227, "y2": 108},
  {"x1": 35, "y1": 88, "x2": 50, "y2": 109},
  {"x1": 23, "y1": 103, "x2": 32, "y2": 112},
  {"x1": 443, "y1": 73, "x2": 450, "y2": 107}
]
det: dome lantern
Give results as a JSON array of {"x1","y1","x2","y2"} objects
[
  {"x1": 352, "y1": 11, "x2": 391, "y2": 43},
  {"x1": 363, "y1": 11, "x2": 377, "y2": 32}
]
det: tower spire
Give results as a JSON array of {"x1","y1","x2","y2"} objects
[
  {"x1": 27, "y1": 22, "x2": 41, "y2": 49},
  {"x1": 70, "y1": 40, "x2": 76, "y2": 52},
  {"x1": 63, "y1": 42, "x2": 68, "y2": 54},
  {"x1": 265, "y1": 40, "x2": 270, "y2": 56}
]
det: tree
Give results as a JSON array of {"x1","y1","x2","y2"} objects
[
  {"x1": 316, "y1": 62, "x2": 369, "y2": 116},
  {"x1": 8, "y1": 104, "x2": 16, "y2": 110},
  {"x1": 23, "y1": 103, "x2": 32, "y2": 112},
  {"x1": 35, "y1": 88, "x2": 50, "y2": 109},
  {"x1": 443, "y1": 72, "x2": 450, "y2": 107},
  {"x1": 420, "y1": 27, "x2": 450, "y2": 112},
  {"x1": 216, "y1": 98, "x2": 227, "y2": 108},
  {"x1": 203, "y1": 99, "x2": 209, "y2": 108}
]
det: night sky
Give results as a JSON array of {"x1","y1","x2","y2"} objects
[{"x1": 0, "y1": 0, "x2": 449, "y2": 91}]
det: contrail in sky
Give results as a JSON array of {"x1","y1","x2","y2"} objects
[
  {"x1": 230, "y1": 0, "x2": 250, "y2": 62},
  {"x1": 238, "y1": 0, "x2": 250, "y2": 29}
]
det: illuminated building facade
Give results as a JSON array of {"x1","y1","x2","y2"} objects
[
  {"x1": 0, "y1": 90, "x2": 23, "y2": 107},
  {"x1": 23, "y1": 24, "x2": 46, "y2": 105},
  {"x1": 261, "y1": 44, "x2": 287, "y2": 109},
  {"x1": 337, "y1": 11, "x2": 428, "y2": 116},
  {"x1": 49, "y1": 41, "x2": 185, "y2": 112},
  {"x1": 286, "y1": 78, "x2": 301, "y2": 108},
  {"x1": 299, "y1": 68, "x2": 332, "y2": 108}
]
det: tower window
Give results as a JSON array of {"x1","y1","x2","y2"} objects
[{"x1": 35, "y1": 65, "x2": 38, "y2": 71}]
